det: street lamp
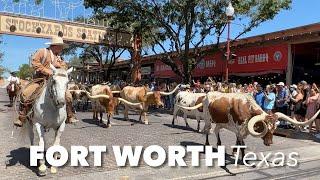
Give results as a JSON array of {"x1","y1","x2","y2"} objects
[{"x1": 224, "y1": 2, "x2": 234, "y2": 83}]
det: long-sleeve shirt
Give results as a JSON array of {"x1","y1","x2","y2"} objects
[
  {"x1": 31, "y1": 48, "x2": 67, "y2": 77},
  {"x1": 7, "y1": 76, "x2": 20, "y2": 84}
]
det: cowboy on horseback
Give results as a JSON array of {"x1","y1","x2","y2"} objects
[
  {"x1": 7, "y1": 71, "x2": 20, "y2": 94},
  {"x1": 13, "y1": 37, "x2": 78, "y2": 127},
  {"x1": 7, "y1": 72, "x2": 21, "y2": 106}
]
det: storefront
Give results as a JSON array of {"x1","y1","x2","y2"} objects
[
  {"x1": 109, "y1": 22, "x2": 320, "y2": 85},
  {"x1": 154, "y1": 43, "x2": 288, "y2": 84}
]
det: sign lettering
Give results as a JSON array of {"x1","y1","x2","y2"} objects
[{"x1": 0, "y1": 13, "x2": 132, "y2": 47}]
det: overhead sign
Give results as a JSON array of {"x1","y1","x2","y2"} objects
[{"x1": 0, "y1": 12, "x2": 132, "y2": 47}]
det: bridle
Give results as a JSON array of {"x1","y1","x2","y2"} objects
[{"x1": 48, "y1": 73, "x2": 68, "y2": 106}]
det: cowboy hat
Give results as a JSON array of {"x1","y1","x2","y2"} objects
[
  {"x1": 277, "y1": 82, "x2": 285, "y2": 86},
  {"x1": 45, "y1": 36, "x2": 67, "y2": 47}
]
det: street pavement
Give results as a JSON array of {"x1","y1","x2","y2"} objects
[{"x1": 0, "y1": 88, "x2": 320, "y2": 179}]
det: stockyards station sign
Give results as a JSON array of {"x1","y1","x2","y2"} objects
[{"x1": 0, "y1": 13, "x2": 132, "y2": 47}]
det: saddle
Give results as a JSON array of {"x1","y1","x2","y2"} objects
[{"x1": 20, "y1": 78, "x2": 47, "y2": 105}]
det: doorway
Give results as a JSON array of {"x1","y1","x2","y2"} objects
[{"x1": 292, "y1": 42, "x2": 320, "y2": 84}]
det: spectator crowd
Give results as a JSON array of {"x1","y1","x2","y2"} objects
[{"x1": 136, "y1": 77, "x2": 320, "y2": 139}]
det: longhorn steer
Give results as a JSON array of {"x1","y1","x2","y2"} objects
[
  {"x1": 70, "y1": 85, "x2": 142, "y2": 127},
  {"x1": 120, "y1": 84, "x2": 181, "y2": 124},
  {"x1": 68, "y1": 83, "x2": 89, "y2": 111},
  {"x1": 178, "y1": 91, "x2": 320, "y2": 159},
  {"x1": 90, "y1": 85, "x2": 117, "y2": 126},
  {"x1": 172, "y1": 91, "x2": 206, "y2": 131}
]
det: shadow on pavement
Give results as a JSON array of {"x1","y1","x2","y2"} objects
[
  {"x1": 275, "y1": 128, "x2": 320, "y2": 143},
  {"x1": 180, "y1": 141, "x2": 204, "y2": 147},
  {"x1": 180, "y1": 141, "x2": 237, "y2": 176},
  {"x1": 81, "y1": 118, "x2": 109, "y2": 128},
  {"x1": 6, "y1": 147, "x2": 38, "y2": 175},
  {"x1": 113, "y1": 117, "x2": 141, "y2": 125},
  {"x1": 163, "y1": 123, "x2": 199, "y2": 133}
]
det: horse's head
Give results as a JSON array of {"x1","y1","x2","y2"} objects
[{"x1": 48, "y1": 64, "x2": 73, "y2": 108}]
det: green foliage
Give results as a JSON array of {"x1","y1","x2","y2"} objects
[
  {"x1": 68, "y1": 56, "x2": 83, "y2": 67},
  {"x1": 85, "y1": 0, "x2": 292, "y2": 83},
  {"x1": 17, "y1": 64, "x2": 33, "y2": 79}
]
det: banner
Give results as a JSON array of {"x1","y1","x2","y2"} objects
[
  {"x1": 154, "y1": 44, "x2": 288, "y2": 78},
  {"x1": 228, "y1": 44, "x2": 288, "y2": 74}
]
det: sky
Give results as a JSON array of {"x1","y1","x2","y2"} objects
[{"x1": 1, "y1": 0, "x2": 320, "y2": 77}]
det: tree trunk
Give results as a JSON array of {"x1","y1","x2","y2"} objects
[
  {"x1": 102, "y1": 68, "x2": 112, "y2": 82},
  {"x1": 182, "y1": 57, "x2": 192, "y2": 84},
  {"x1": 131, "y1": 33, "x2": 142, "y2": 85}
]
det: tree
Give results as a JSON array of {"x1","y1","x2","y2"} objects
[
  {"x1": 63, "y1": 43, "x2": 125, "y2": 81},
  {"x1": 68, "y1": 55, "x2": 83, "y2": 67},
  {"x1": 17, "y1": 64, "x2": 33, "y2": 79},
  {"x1": 84, "y1": 0, "x2": 292, "y2": 83}
]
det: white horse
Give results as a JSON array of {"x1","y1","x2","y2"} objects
[{"x1": 22, "y1": 64, "x2": 73, "y2": 176}]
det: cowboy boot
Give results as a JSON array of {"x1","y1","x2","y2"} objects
[{"x1": 14, "y1": 104, "x2": 28, "y2": 127}]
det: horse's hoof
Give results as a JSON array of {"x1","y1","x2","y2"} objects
[
  {"x1": 144, "y1": 121, "x2": 149, "y2": 125},
  {"x1": 50, "y1": 166, "x2": 57, "y2": 174},
  {"x1": 38, "y1": 164, "x2": 47, "y2": 176},
  {"x1": 107, "y1": 124, "x2": 112, "y2": 128}
]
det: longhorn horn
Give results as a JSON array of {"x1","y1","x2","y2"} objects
[
  {"x1": 160, "y1": 84, "x2": 181, "y2": 96},
  {"x1": 275, "y1": 109, "x2": 320, "y2": 125},
  {"x1": 177, "y1": 103, "x2": 203, "y2": 110},
  {"x1": 147, "y1": 91, "x2": 154, "y2": 95},
  {"x1": 112, "y1": 91, "x2": 121, "y2": 94},
  {"x1": 87, "y1": 94, "x2": 110, "y2": 99},
  {"x1": 247, "y1": 114, "x2": 268, "y2": 137},
  {"x1": 118, "y1": 98, "x2": 143, "y2": 109},
  {"x1": 68, "y1": 90, "x2": 83, "y2": 95},
  {"x1": 69, "y1": 90, "x2": 110, "y2": 99}
]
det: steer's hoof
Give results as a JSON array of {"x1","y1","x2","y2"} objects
[
  {"x1": 50, "y1": 166, "x2": 57, "y2": 174},
  {"x1": 107, "y1": 124, "x2": 112, "y2": 128},
  {"x1": 38, "y1": 164, "x2": 47, "y2": 176},
  {"x1": 144, "y1": 121, "x2": 149, "y2": 125}
]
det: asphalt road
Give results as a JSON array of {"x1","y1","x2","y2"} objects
[{"x1": 0, "y1": 88, "x2": 320, "y2": 179}]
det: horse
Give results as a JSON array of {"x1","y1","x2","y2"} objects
[
  {"x1": 7, "y1": 82, "x2": 20, "y2": 107},
  {"x1": 21, "y1": 64, "x2": 73, "y2": 176}
]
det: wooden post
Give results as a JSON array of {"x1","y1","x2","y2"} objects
[{"x1": 131, "y1": 33, "x2": 142, "y2": 85}]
